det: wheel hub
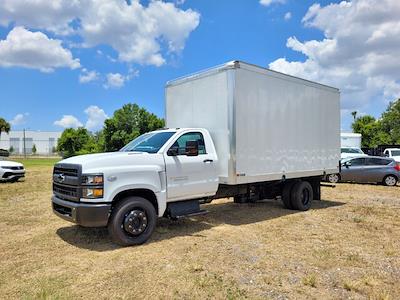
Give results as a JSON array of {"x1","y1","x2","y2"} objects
[{"x1": 123, "y1": 209, "x2": 148, "y2": 235}]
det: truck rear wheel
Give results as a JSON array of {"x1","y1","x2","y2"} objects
[
  {"x1": 282, "y1": 181, "x2": 296, "y2": 209},
  {"x1": 290, "y1": 181, "x2": 313, "y2": 211},
  {"x1": 108, "y1": 196, "x2": 157, "y2": 246}
]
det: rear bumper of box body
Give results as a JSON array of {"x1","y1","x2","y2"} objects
[{"x1": 52, "y1": 196, "x2": 111, "y2": 227}]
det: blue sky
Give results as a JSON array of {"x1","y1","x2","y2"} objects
[{"x1": 0, "y1": 0, "x2": 399, "y2": 132}]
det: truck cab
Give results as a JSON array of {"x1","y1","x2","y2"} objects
[
  {"x1": 52, "y1": 128, "x2": 219, "y2": 245},
  {"x1": 383, "y1": 148, "x2": 400, "y2": 162}
]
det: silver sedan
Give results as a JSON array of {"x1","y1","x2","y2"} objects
[{"x1": 326, "y1": 156, "x2": 400, "y2": 186}]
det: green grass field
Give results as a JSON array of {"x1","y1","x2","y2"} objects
[
  {"x1": 0, "y1": 159, "x2": 399, "y2": 299},
  {"x1": 10, "y1": 157, "x2": 61, "y2": 168}
]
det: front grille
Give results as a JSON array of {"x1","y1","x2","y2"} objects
[
  {"x1": 52, "y1": 163, "x2": 82, "y2": 201},
  {"x1": 54, "y1": 166, "x2": 78, "y2": 177},
  {"x1": 53, "y1": 183, "x2": 79, "y2": 198}
]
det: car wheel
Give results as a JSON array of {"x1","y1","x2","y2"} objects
[
  {"x1": 383, "y1": 175, "x2": 398, "y2": 187},
  {"x1": 108, "y1": 196, "x2": 157, "y2": 246},
  {"x1": 290, "y1": 181, "x2": 314, "y2": 211},
  {"x1": 327, "y1": 173, "x2": 340, "y2": 184}
]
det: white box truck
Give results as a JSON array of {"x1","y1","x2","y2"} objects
[{"x1": 52, "y1": 61, "x2": 340, "y2": 246}]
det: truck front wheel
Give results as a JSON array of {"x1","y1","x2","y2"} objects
[
  {"x1": 290, "y1": 181, "x2": 313, "y2": 211},
  {"x1": 108, "y1": 196, "x2": 157, "y2": 246}
]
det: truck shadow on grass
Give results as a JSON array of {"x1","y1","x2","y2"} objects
[{"x1": 56, "y1": 198, "x2": 344, "y2": 252}]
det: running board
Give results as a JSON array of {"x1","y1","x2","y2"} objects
[
  {"x1": 174, "y1": 210, "x2": 209, "y2": 219},
  {"x1": 166, "y1": 199, "x2": 208, "y2": 219}
]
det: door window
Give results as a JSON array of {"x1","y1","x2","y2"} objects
[
  {"x1": 170, "y1": 132, "x2": 206, "y2": 155},
  {"x1": 349, "y1": 158, "x2": 366, "y2": 166},
  {"x1": 366, "y1": 158, "x2": 392, "y2": 165}
]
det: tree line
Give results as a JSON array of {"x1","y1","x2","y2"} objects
[
  {"x1": 57, "y1": 103, "x2": 165, "y2": 157},
  {"x1": 351, "y1": 98, "x2": 400, "y2": 148}
]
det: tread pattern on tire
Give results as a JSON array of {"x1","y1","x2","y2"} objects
[
  {"x1": 282, "y1": 181, "x2": 297, "y2": 210},
  {"x1": 108, "y1": 196, "x2": 157, "y2": 246},
  {"x1": 290, "y1": 181, "x2": 313, "y2": 211}
]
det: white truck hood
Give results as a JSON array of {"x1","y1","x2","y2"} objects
[
  {"x1": 0, "y1": 160, "x2": 24, "y2": 168},
  {"x1": 59, "y1": 151, "x2": 165, "y2": 173}
]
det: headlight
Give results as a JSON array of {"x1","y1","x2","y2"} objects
[
  {"x1": 82, "y1": 187, "x2": 104, "y2": 198},
  {"x1": 82, "y1": 174, "x2": 103, "y2": 185},
  {"x1": 81, "y1": 173, "x2": 104, "y2": 199}
]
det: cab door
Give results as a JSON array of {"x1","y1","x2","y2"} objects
[{"x1": 164, "y1": 131, "x2": 218, "y2": 201}]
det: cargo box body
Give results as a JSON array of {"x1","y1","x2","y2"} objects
[{"x1": 166, "y1": 61, "x2": 340, "y2": 185}]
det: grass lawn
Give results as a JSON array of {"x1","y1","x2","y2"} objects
[
  {"x1": 10, "y1": 157, "x2": 61, "y2": 168},
  {"x1": 0, "y1": 161, "x2": 399, "y2": 299}
]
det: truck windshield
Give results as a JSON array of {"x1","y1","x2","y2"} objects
[
  {"x1": 341, "y1": 148, "x2": 363, "y2": 154},
  {"x1": 120, "y1": 131, "x2": 175, "y2": 153}
]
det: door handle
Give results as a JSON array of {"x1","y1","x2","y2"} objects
[{"x1": 203, "y1": 159, "x2": 213, "y2": 163}]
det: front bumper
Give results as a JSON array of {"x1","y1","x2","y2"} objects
[
  {"x1": 1, "y1": 170, "x2": 25, "y2": 181},
  {"x1": 52, "y1": 196, "x2": 111, "y2": 227}
]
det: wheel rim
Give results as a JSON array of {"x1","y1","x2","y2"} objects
[
  {"x1": 385, "y1": 176, "x2": 396, "y2": 186},
  {"x1": 123, "y1": 209, "x2": 148, "y2": 236},
  {"x1": 328, "y1": 174, "x2": 339, "y2": 183},
  {"x1": 301, "y1": 188, "x2": 310, "y2": 205}
]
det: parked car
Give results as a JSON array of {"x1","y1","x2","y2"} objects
[
  {"x1": 383, "y1": 148, "x2": 400, "y2": 162},
  {"x1": 0, "y1": 149, "x2": 10, "y2": 157},
  {"x1": 326, "y1": 156, "x2": 400, "y2": 186},
  {"x1": 341, "y1": 147, "x2": 367, "y2": 159},
  {"x1": 0, "y1": 158, "x2": 25, "y2": 182}
]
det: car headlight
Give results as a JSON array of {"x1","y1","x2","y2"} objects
[
  {"x1": 82, "y1": 187, "x2": 104, "y2": 198},
  {"x1": 82, "y1": 174, "x2": 103, "y2": 185}
]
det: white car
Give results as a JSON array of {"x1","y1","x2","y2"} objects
[
  {"x1": 341, "y1": 147, "x2": 367, "y2": 159},
  {"x1": 0, "y1": 159, "x2": 25, "y2": 182},
  {"x1": 383, "y1": 148, "x2": 400, "y2": 162}
]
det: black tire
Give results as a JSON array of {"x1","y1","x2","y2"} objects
[
  {"x1": 326, "y1": 173, "x2": 340, "y2": 184},
  {"x1": 282, "y1": 181, "x2": 297, "y2": 209},
  {"x1": 383, "y1": 175, "x2": 398, "y2": 187},
  {"x1": 108, "y1": 196, "x2": 157, "y2": 246},
  {"x1": 290, "y1": 181, "x2": 313, "y2": 211}
]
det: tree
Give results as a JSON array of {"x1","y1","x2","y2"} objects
[
  {"x1": 351, "y1": 111, "x2": 357, "y2": 121},
  {"x1": 0, "y1": 118, "x2": 11, "y2": 139},
  {"x1": 351, "y1": 115, "x2": 390, "y2": 148},
  {"x1": 103, "y1": 104, "x2": 165, "y2": 151},
  {"x1": 32, "y1": 144, "x2": 37, "y2": 155},
  {"x1": 57, "y1": 128, "x2": 93, "y2": 158},
  {"x1": 380, "y1": 99, "x2": 400, "y2": 144}
]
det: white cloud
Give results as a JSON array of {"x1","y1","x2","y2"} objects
[
  {"x1": 0, "y1": 27, "x2": 80, "y2": 72},
  {"x1": 284, "y1": 12, "x2": 292, "y2": 21},
  {"x1": 54, "y1": 115, "x2": 83, "y2": 128},
  {"x1": 103, "y1": 69, "x2": 139, "y2": 89},
  {"x1": 260, "y1": 0, "x2": 286, "y2": 7},
  {"x1": 104, "y1": 73, "x2": 126, "y2": 89},
  {"x1": 0, "y1": 0, "x2": 200, "y2": 68},
  {"x1": 79, "y1": 68, "x2": 99, "y2": 83},
  {"x1": 9, "y1": 113, "x2": 29, "y2": 126},
  {"x1": 0, "y1": 0, "x2": 82, "y2": 35},
  {"x1": 85, "y1": 105, "x2": 107, "y2": 131},
  {"x1": 268, "y1": 0, "x2": 400, "y2": 119}
]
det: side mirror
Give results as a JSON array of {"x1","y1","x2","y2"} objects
[
  {"x1": 167, "y1": 147, "x2": 178, "y2": 156},
  {"x1": 384, "y1": 153, "x2": 389, "y2": 157},
  {"x1": 185, "y1": 140, "x2": 199, "y2": 156},
  {"x1": 344, "y1": 161, "x2": 351, "y2": 168}
]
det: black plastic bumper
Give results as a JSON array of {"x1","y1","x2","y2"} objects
[{"x1": 52, "y1": 196, "x2": 111, "y2": 227}]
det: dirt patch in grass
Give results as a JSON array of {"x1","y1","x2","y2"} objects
[{"x1": 1, "y1": 164, "x2": 399, "y2": 299}]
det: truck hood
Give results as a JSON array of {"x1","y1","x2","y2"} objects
[{"x1": 59, "y1": 151, "x2": 165, "y2": 173}]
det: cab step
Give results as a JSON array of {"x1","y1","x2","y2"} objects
[
  {"x1": 174, "y1": 210, "x2": 209, "y2": 219},
  {"x1": 166, "y1": 199, "x2": 208, "y2": 219}
]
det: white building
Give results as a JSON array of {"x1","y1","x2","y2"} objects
[{"x1": 0, "y1": 130, "x2": 62, "y2": 155}]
